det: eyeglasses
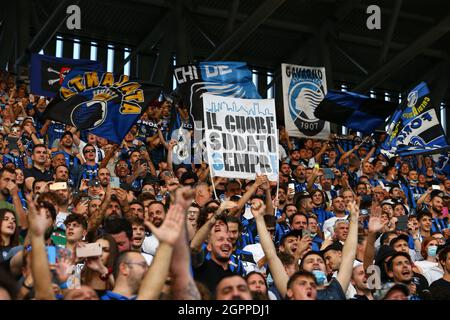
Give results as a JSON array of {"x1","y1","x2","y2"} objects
[
  {"x1": 124, "y1": 261, "x2": 148, "y2": 269},
  {"x1": 84, "y1": 149, "x2": 95, "y2": 154}
]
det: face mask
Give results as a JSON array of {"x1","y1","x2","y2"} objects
[
  {"x1": 312, "y1": 270, "x2": 327, "y2": 286},
  {"x1": 427, "y1": 245, "x2": 438, "y2": 257}
]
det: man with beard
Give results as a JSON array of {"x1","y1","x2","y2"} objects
[
  {"x1": 215, "y1": 274, "x2": 253, "y2": 300},
  {"x1": 98, "y1": 168, "x2": 111, "y2": 188},
  {"x1": 0, "y1": 168, "x2": 26, "y2": 228},
  {"x1": 24, "y1": 144, "x2": 53, "y2": 192},
  {"x1": 50, "y1": 181, "x2": 72, "y2": 230},
  {"x1": 193, "y1": 225, "x2": 237, "y2": 294},
  {"x1": 427, "y1": 191, "x2": 447, "y2": 234},
  {"x1": 293, "y1": 164, "x2": 307, "y2": 193},
  {"x1": 141, "y1": 201, "x2": 166, "y2": 256},
  {"x1": 53, "y1": 165, "x2": 69, "y2": 184}
]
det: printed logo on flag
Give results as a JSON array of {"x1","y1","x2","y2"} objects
[{"x1": 282, "y1": 64, "x2": 330, "y2": 139}]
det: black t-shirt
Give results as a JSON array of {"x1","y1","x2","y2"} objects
[
  {"x1": 193, "y1": 257, "x2": 237, "y2": 295},
  {"x1": 316, "y1": 278, "x2": 346, "y2": 300},
  {"x1": 429, "y1": 278, "x2": 450, "y2": 299},
  {"x1": 24, "y1": 166, "x2": 53, "y2": 182},
  {"x1": 411, "y1": 272, "x2": 429, "y2": 297}
]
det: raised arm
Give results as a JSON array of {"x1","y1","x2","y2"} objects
[
  {"x1": 100, "y1": 144, "x2": 119, "y2": 169},
  {"x1": 168, "y1": 187, "x2": 201, "y2": 300},
  {"x1": 363, "y1": 207, "x2": 386, "y2": 273},
  {"x1": 337, "y1": 145, "x2": 358, "y2": 166},
  {"x1": 189, "y1": 201, "x2": 237, "y2": 253},
  {"x1": 27, "y1": 194, "x2": 55, "y2": 300},
  {"x1": 252, "y1": 198, "x2": 289, "y2": 297},
  {"x1": 137, "y1": 204, "x2": 184, "y2": 300},
  {"x1": 6, "y1": 181, "x2": 28, "y2": 229},
  {"x1": 363, "y1": 146, "x2": 376, "y2": 164},
  {"x1": 335, "y1": 201, "x2": 359, "y2": 293},
  {"x1": 307, "y1": 167, "x2": 321, "y2": 193},
  {"x1": 314, "y1": 141, "x2": 328, "y2": 163}
]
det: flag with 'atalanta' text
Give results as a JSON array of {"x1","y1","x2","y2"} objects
[
  {"x1": 381, "y1": 82, "x2": 449, "y2": 158},
  {"x1": 43, "y1": 70, "x2": 161, "y2": 144}
]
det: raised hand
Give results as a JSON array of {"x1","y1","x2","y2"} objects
[
  {"x1": 346, "y1": 201, "x2": 360, "y2": 222},
  {"x1": 26, "y1": 194, "x2": 49, "y2": 238},
  {"x1": 55, "y1": 254, "x2": 74, "y2": 283},
  {"x1": 173, "y1": 186, "x2": 194, "y2": 210},
  {"x1": 258, "y1": 175, "x2": 270, "y2": 191},
  {"x1": 147, "y1": 204, "x2": 184, "y2": 246},
  {"x1": 85, "y1": 256, "x2": 108, "y2": 275},
  {"x1": 250, "y1": 198, "x2": 266, "y2": 219},
  {"x1": 218, "y1": 200, "x2": 238, "y2": 212},
  {"x1": 168, "y1": 139, "x2": 177, "y2": 150},
  {"x1": 368, "y1": 209, "x2": 387, "y2": 234}
]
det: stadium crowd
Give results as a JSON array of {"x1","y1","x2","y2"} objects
[{"x1": 0, "y1": 69, "x2": 449, "y2": 300}]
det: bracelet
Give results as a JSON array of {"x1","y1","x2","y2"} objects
[{"x1": 59, "y1": 281, "x2": 68, "y2": 289}]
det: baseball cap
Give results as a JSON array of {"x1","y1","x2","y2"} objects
[{"x1": 321, "y1": 241, "x2": 343, "y2": 255}]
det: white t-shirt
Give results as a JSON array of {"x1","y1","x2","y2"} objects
[
  {"x1": 242, "y1": 243, "x2": 266, "y2": 274},
  {"x1": 414, "y1": 260, "x2": 444, "y2": 285},
  {"x1": 142, "y1": 235, "x2": 159, "y2": 256},
  {"x1": 142, "y1": 252, "x2": 154, "y2": 266}
]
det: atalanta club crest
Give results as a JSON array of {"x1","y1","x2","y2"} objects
[
  {"x1": 288, "y1": 81, "x2": 325, "y2": 136},
  {"x1": 69, "y1": 89, "x2": 113, "y2": 130}
]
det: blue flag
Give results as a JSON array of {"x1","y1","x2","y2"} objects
[
  {"x1": 314, "y1": 90, "x2": 397, "y2": 134},
  {"x1": 30, "y1": 54, "x2": 103, "y2": 97},
  {"x1": 43, "y1": 70, "x2": 161, "y2": 144},
  {"x1": 173, "y1": 61, "x2": 261, "y2": 126},
  {"x1": 381, "y1": 82, "x2": 449, "y2": 157}
]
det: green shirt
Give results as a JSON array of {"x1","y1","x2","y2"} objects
[{"x1": 0, "y1": 200, "x2": 16, "y2": 212}]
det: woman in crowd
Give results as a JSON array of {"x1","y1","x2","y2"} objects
[
  {"x1": 81, "y1": 234, "x2": 119, "y2": 297},
  {"x1": 0, "y1": 209, "x2": 19, "y2": 263}
]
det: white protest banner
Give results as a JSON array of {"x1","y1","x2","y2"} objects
[
  {"x1": 203, "y1": 93, "x2": 279, "y2": 181},
  {"x1": 281, "y1": 63, "x2": 330, "y2": 139}
]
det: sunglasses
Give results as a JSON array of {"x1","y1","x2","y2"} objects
[{"x1": 84, "y1": 149, "x2": 95, "y2": 154}]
